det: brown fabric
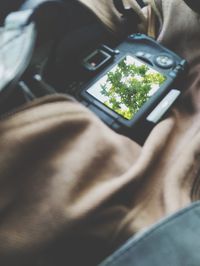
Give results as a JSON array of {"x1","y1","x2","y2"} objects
[
  {"x1": 1, "y1": 0, "x2": 200, "y2": 265},
  {"x1": 0, "y1": 95, "x2": 141, "y2": 266}
]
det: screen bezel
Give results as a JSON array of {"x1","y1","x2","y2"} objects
[
  {"x1": 80, "y1": 53, "x2": 173, "y2": 127},
  {"x1": 85, "y1": 54, "x2": 167, "y2": 121}
]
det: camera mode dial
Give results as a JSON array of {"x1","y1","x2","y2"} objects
[{"x1": 155, "y1": 55, "x2": 174, "y2": 68}]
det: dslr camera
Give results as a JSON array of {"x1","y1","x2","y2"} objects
[
  {"x1": 58, "y1": 33, "x2": 187, "y2": 144},
  {"x1": 0, "y1": 1, "x2": 188, "y2": 144}
]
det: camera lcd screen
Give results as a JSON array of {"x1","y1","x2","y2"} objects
[{"x1": 86, "y1": 55, "x2": 166, "y2": 120}]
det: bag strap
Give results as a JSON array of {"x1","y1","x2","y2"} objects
[
  {"x1": 78, "y1": 0, "x2": 148, "y2": 35},
  {"x1": 113, "y1": 0, "x2": 146, "y2": 14},
  {"x1": 113, "y1": 0, "x2": 159, "y2": 38},
  {"x1": 113, "y1": 0, "x2": 146, "y2": 28},
  {"x1": 100, "y1": 201, "x2": 200, "y2": 266}
]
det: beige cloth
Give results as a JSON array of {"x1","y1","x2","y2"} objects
[{"x1": 1, "y1": 0, "x2": 200, "y2": 265}]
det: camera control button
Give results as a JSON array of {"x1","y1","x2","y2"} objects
[
  {"x1": 136, "y1": 51, "x2": 145, "y2": 57},
  {"x1": 136, "y1": 52, "x2": 152, "y2": 60},
  {"x1": 144, "y1": 53, "x2": 152, "y2": 59},
  {"x1": 169, "y1": 71, "x2": 177, "y2": 78},
  {"x1": 146, "y1": 89, "x2": 180, "y2": 123},
  {"x1": 155, "y1": 55, "x2": 174, "y2": 68}
]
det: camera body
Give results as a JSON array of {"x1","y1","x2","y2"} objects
[{"x1": 56, "y1": 34, "x2": 187, "y2": 144}]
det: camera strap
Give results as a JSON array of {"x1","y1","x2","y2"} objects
[
  {"x1": 113, "y1": 0, "x2": 146, "y2": 13},
  {"x1": 113, "y1": 0, "x2": 146, "y2": 19},
  {"x1": 113, "y1": 0, "x2": 147, "y2": 33}
]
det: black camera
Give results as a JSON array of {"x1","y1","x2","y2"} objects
[
  {"x1": 60, "y1": 33, "x2": 187, "y2": 144},
  {"x1": 0, "y1": 1, "x2": 188, "y2": 144}
]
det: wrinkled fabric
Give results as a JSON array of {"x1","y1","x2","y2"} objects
[
  {"x1": 1, "y1": 0, "x2": 200, "y2": 266},
  {"x1": 0, "y1": 95, "x2": 141, "y2": 266}
]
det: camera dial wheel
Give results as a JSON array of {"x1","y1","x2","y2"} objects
[{"x1": 155, "y1": 55, "x2": 174, "y2": 69}]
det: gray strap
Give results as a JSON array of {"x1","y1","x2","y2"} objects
[{"x1": 100, "y1": 201, "x2": 200, "y2": 266}]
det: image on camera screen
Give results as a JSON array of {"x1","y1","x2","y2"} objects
[{"x1": 86, "y1": 55, "x2": 166, "y2": 120}]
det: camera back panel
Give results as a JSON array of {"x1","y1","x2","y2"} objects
[{"x1": 46, "y1": 34, "x2": 187, "y2": 144}]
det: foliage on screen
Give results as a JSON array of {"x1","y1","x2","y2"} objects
[{"x1": 87, "y1": 55, "x2": 166, "y2": 120}]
